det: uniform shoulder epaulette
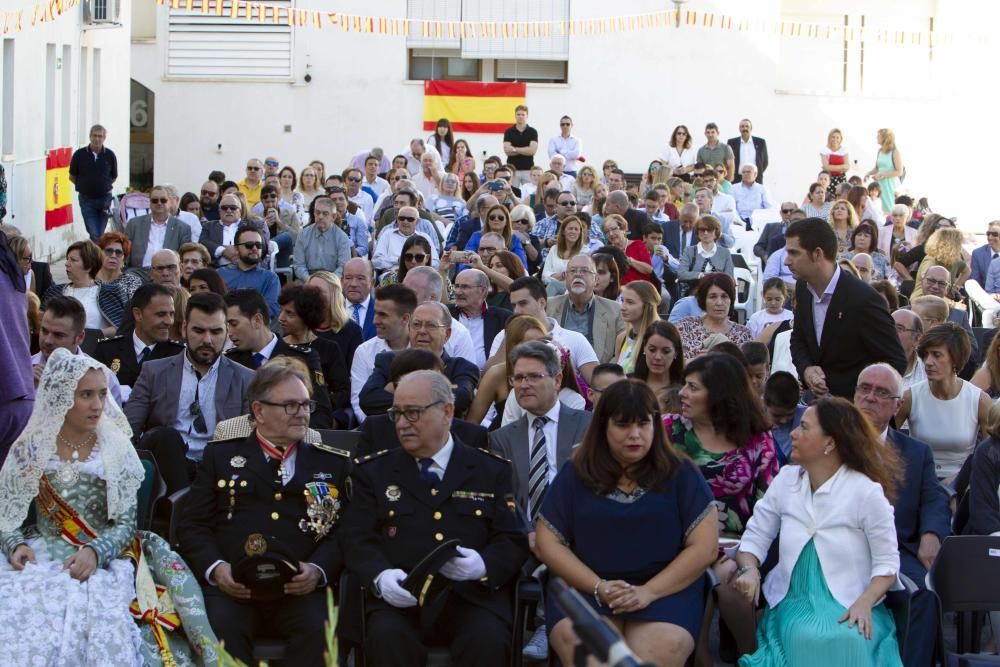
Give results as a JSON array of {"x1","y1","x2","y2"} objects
[
  {"x1": 97, "y1": 334, "x2": 126, "y2": 343},
  {"x1": 224, "y1": 347, "x2": 240, "y2": 356},
  {"x1": 308, "y1": 441, "x2": 351, "y2": 458},
  {"x1": 476, "y1": 448, "x2": 511, "y2": 464},
  {"x1": 353, "y1": 449, "x2": 391, "y2": 465}
]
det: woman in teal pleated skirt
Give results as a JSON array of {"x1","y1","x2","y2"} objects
[{"x1": 731, "y1": 398, "x2": 905, "y2": 667}]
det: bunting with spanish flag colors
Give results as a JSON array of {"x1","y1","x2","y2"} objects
[
  {"x1": 423, "y1": 81, "x2": 526, "y2": 134},
  {"x1": 45, "y1": 147, "x2": 73, "y2": 230}
]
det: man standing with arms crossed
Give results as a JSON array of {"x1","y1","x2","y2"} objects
[
  {"x1": 69, "y1": 124, "x2": 118, "y2": 241},
  {"x1": 503, "y1": 105, "x2": 538, "y2": 188}
]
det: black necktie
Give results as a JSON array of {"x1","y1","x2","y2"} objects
[
  {"x1": 418, "y1": 458, "x2": 439, "y2": 488},
  {"x1": 137, "y1": 346, "x2": 151, "y2": 366}
]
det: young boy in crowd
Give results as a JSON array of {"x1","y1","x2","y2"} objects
[
  {"x1": 740, "y1": 341, "x2": 770, "y2": 397},
  {"x1": 763, "y1": 371, "x2": 805, "y2": 465}
]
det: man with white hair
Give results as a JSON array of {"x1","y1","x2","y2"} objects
[
  {"x1": 371, "y1": 206, "x2": 439, "y2": 272},
  {"x1": 891, "y1": 308, "x2": 926, "y2": 389},
  {"x1": 125, "y1": 184, "x2": 192, "y2": 269},
  {"x1": 730, "y1": 164, "x2": 771, "y2": 226},
  {"x1": 853, "y1": 362, "x2": 949, "y2": 667},
  {"x1": 548, "y1": 155, "x2": 574, "y2": 192},
  {"x1": 149, "y1": 249, "x2": 182, "y2": 287},
  {"x1": 851, "y1": 253, "x2": 875, "y2": 284},
  {"x1": 449, "y1": 268, "x2": 512, "y2": 369}
]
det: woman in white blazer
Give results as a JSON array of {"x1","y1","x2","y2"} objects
[{"x1": 732, "y1": 397, "x2": 904, "y2": 666}]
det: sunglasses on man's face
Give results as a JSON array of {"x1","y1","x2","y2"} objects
[
  {"x1": 347, "y1": 177, "x2": 362, "y2": 183},
  {"x1": 220, "y1": 205, "x2": 240, "y2": 212},
  {"x1": 240, "y1": 242, "x2": 263, "y2": 250},
  {"x1": 150, "y1": 198, "x2": 169, "y2": 204},
  {"x1": 201, "y1": 190, "x2": 218, "y2": 197},
  {"x1": 246, "y1": 166, "x2": 262, "y2": 171},
  {"x1": 397, "y1": 215, "x2": 417, "y2": 222}
]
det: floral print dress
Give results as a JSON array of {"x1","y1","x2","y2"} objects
[{"x1": 664, "y1": 415, "x2": 779, "y2": 540}]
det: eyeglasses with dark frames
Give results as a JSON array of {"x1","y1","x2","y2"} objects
[
  {"x1": 246, "y1": 166, "x2": 262, "y2": 171},
  {"x1": 220, "y1": 205, "x2": 240, "y2": 211},
  {"x1": 103, "y1": 247, "x2": 125, "y2": 257},
  {"x1": 150, "y1": 198, "x2": 169, "y2": 204},
  {"x1": 239, "y1": 242, "x2": 264, "y2": 250},
  {"x1": 258, "y1": 400, "x2": 317, "y2": 415},
  {"x1": 397, "y1": 215, "x2": 417, "y2": 222},
  {"x1": 387, "y1": 400, "x2": 444, "y2": 423}
]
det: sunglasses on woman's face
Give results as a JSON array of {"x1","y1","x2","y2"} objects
[
  {"x1": 103, "y1": 247, "x2": 125, "y2": 257},
  {"x1": 488, "y1": 214, "x2": 507, "y2": 222},
  {"x1": 404, "y1": 253, "x2": 427, "y2": 263}
]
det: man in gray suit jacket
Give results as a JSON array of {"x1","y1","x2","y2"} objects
[
  {"x1": 124, "y1": 292, "x2": 253, "y2": 492},
  {"x1": 124, "y1": 185, "x2": 192, "y2": 269},
  {"x1": 489, "y1": 340, "x2": 592, "y2": 517},
  {"x1": 545, "y1": 255, "x2": 625, "y2": 364}
]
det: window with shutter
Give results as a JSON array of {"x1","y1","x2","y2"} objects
[
  {"x1": 460, "y1": 0, "x2": 569, "y2": 61},
  {"x1": 166, "y1": 0, "x2": 293, "y2": 80}
]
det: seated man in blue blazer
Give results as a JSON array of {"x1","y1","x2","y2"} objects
[
  {"x1": 854, "y1": 363, "x2": 950, "y2": 667},
  {"x1": 356, "y1": 349, "x2": 488, "y2": 457},
  {"x1": 970, "y1": 221, "x2": 1000, "y2": 287}
]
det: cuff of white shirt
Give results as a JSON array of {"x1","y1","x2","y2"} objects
[
  {"x1": 307, "y1": 562, "x2": 328, "y2": 587},
  {"x1": 214, "y1": 246, "x2": 224, "y2": 258},
  {"x1": 206, "y1": 559, "x2": 225, "y2": 585}
]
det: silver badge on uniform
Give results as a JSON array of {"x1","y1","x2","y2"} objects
[
  {"x1": 385, "y1": 484, "x2": 402, "y2": 502},
  {"x1": 230, "y1": 456, "x2": 247, "y2": 468}
]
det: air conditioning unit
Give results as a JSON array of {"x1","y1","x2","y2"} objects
[{"x1": 83, "y1": 0, "x2": 120, "y2": 25}]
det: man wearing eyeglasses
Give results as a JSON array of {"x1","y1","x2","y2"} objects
[
  {"x1": 754, "y1": 202, "x2": 798, "y2": 263},
  {"x1": 69, "y1": 124, "x2": 118, "y2": 241},
  {"x1": 293, "y1": 197, "x2": 352, "y2": 282},
  {"x1": 918, "y1": 266, "x2": 978, "y2": 378},
  {"x1": 372, "y1": 206, "x2": 439, "y2": 273},
  {"x1": 237, "y1": 158, "x2": 265, "y2": 209},
  {"x1": 359, "y1": 302, "x2": 479, "y2": 419},
  {"x1": 852, "y1": 363, "x2": 950, "y2": 667},
  {"x1": 224, "y1": 289, "x2": 338, "y2": 430},
  {"x1": 200, "y1": 193, "x2": 271, "y2": 268},
  {"x1": 342, "y1": 369, "x2": 528, "y2": 667},
  {"x1": 547, "y1": 115, "x2": 582, "y2": 175},
  {"x1": 218, "y1": 227, "x2": 281, "y2": 318},
  {"x1": 125, "y1": 292, "x2": 254, "y2": 493},
  {"x1": 969, "y1": 221, "x2": 1000, "y2": 287},
  {"x1": 545, "y1": 255, "x2": 625, "y2": 364},
  {"x1": 199, "y1": 180, "x2": 221, "y2": 221},
  {"x1": 489, "y1": 340, "x2": 591, "y2": 661},
  {"x1": 891, "y1": 309, "x2": 926, "y2": 389},
  {"x1": 124, "y1": 185, "x2": 192, "y2": 270},
  {"x1": 178, "y1": 356, "x2": 352, "y2": 666},
  {"x1": 449, "y1": 268, "x2": 512, "y2": 369},
  {"x1": 149, "y1": 249, "x2": 183, "y2": 288}
]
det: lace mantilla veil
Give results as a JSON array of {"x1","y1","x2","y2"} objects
[{"x1": 0, "y1": 348, "x2": 145, "y2": 532}]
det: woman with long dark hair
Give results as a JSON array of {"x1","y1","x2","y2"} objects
[
  {"x1": 735, "y1": 397, "x2": 903, "y2": 666},
  {"x1": 632, "y1": 320, "x2": 684, "y2": 398},
  {"x1": 537, "y1": 379, "x2": 718, "y2": 667},
  {"x1": 428, "y1": 118, "x2": 455, "y2": 166}
]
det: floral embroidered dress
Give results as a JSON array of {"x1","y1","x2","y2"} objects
[
  {"x1": 664, "y1": 415, "x2": 779, "y2": 540},
  {"x1": 676, "y1": 316, "x2": 753, "y2": 361}
]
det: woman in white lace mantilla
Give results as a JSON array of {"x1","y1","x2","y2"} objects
[{"x1": 0, "y1": 348, "x2": 218, "y2": 666}]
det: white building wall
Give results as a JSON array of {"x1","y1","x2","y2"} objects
[
  {"x1": 132, "y1": 0, "x2": 997, "y2": 228},
  {"x1": 0, "y1": 0, "x2": 132, "y2": 262}
]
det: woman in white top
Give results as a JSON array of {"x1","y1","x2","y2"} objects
[
  {"x1": 661, "y1": 125, "x2": 697, "y2": 178},
  {"x1": 733, "y1": 397, "x2": 903, "y2": 666},
  {"x1": 542, "y1": 215, "x2": 587, "y2": 295},
  {"x1": 820, "y1": 128, "x2": 850, "y2": 198},
  {"x1": 878, "y1": 203, "x2": 918, "y2": 257},
  {"x1": 296, "y1": 165, "x2": 324, "y2": 209},
  {"x1": 896, "y1": 322, "x2": 991, "y2": 480}
]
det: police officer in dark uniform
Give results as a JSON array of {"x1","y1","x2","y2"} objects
[
  {"x1": 340, "y1": 370, "x2": 529, "y2": 667},
  {"x1": 222, "y1": 288, "x2": 337, "y2": 428},
  {"x1": 177, "y1": 356, "x2": 350, "y2": 666},
  {"x1": 94, "y1": 283, "x2": 184, "y2": 389}
]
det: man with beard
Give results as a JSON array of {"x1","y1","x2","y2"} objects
[
  {"x1": 200, "y1": 180, "x2": 221, "y2": 221},
  {"x1": 218, "y1": 225, "x2": 281, "y2": 318},
  {"x1": 125, "y1": 292, "x2": 254, "y2": 493},
  {"x1": 544, "y1": 255, "x2": 625, "y2": 363}
]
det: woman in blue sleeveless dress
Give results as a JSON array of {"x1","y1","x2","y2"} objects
[
  {"x1": 733, "y1": 397, "x2": 903, "y2": 667},
  {"x1": 536, "y1": 379, "x2": 718, "y2": 667},
  {"x1": 865, "y1": 129, "x2": 904, "y2": 214}
]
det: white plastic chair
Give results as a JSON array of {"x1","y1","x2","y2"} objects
[
  {"x1": 965, "y1": 279, "x2": 999, "y2": 328},
  {"x1": 733, "y1": 266, "x2": 757, "y2": 325}
]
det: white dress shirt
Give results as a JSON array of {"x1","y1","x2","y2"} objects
[
  {"x1": 738, "y1": 137, "x2": 757, "y2": 174},
  {"x1": 444, "y1": 318, "x2": 475, "y2": 363},
  {"x1": 739, "y1": 465, "x2": 900, "y2": 610},
  {"x1": 807, "y1": 266, "x2": 842, "y2": 345},
  {"x1": 502, "y1": 387, "x2": 586, "y2": 428},
  {"x1": 350, "y1": 191, "x2": 375, "y2": 222},
  {"x1": 459, "y1": 310, "x2": 487, "y2": 368},
  {"x1": 489, "y1": 318, "x2": 599, "y2": 372},
  {"x1": 215, "y1": 222, "x2": 240, "y2": 265},
  {"x1": 142, "y1": 219, "x2": 169, "y2": 268},
  {"x1": 350, "y1": 336, "x2": 391, "y2": 423},
  {"x1": 417, "y1": 434, "x2": 454, "y2": 480},
  {"x1": 346, "y1": 295, "x2": 372, "y2": 329},
  {"x1": 547, "y1": 135, "x2": 582, "y2": 171},
  {"x1": 31, "y1": 349, "x2": 126, "y2": 405},
  {"x1": 175, "y1": 353, "x2": 221, "y2": 460},
  {"x1": 371, "y1": 228, "x2": 439, "y2": 271}
]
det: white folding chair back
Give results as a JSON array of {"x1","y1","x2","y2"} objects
[
  {"x1": 965, "y1": 279, "x2": 999, "y2": 328},
  {"x1": 733, "y1": 266, "x2": 757, "y2": 324}
]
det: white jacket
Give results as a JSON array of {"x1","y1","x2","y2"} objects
[{"x1": 739, "y1": 464, "x2": 900, "y2": 609}]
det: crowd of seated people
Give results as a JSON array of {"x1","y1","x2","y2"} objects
[{"x1": 5, "y1": 107, "x2": 1000, "y2": 666}]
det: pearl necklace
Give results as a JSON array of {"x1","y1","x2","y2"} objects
[{"x1": 57, "y1": 431, "x2": 95, "y2": 461}]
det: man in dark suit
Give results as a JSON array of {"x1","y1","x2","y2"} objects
[
  {"x1": 356, "y1": 349, "x2": 488, "y2": 457},
  {"x1": 343, "y1": 257, "x2": 377, "y2": 341},
  {"x1": 489, "y1": 340, "x2": 592, "y2": 516},
  {"x1": 854, "y1": 363, "x2": 950, "y2": 667},
  {"x1": 94, "y1": 283, "x2": 184, "y2": 390},
  {"x1": 29, "y1": 259, "x2": 53, "y2": 300},
  {"x1": 753, "y1": 202, "x2": 797, "y2": 263},
  {"x1": 341, "y1": 370, "x2": 530, "y2": 667},
  {"x1": 450, "y1": 268, "x2": 512, "y2": 369},
  {"x1": 178, "y1": 357, "x2": 351, "y2": 666},
  {"x1": 661, "y1": 203, "x2": 699, "y2": 259},
  {"x1": 124, "y1": 292, "x2": 254, "y2": 492},
  {"x1": 727, "y1": 119, "x2": 768, "y2": 184},
  {"x1": 124, "y1": 185, "x2": 192, "y2": 269},
  {"x1": 786, "y1": 218, "x2": 906, "y2": 398},
  {"x1": 199, "y1": 193, "x2": 270, "y2": 268},
  {"x1": 359, "y1": 303, "x2": 479, "y2": 419},
  {"x1": 969, "y1": 221, "x2": 1000, "y2": 287},
  {"x1": 223, "y1": 289, "x2": 340, "y2": 429}
]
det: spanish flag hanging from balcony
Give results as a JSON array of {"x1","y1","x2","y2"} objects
[
  {"x1": 423, "y1": 80, "x2": 526, "y2": 134},
  {"x1": 45, "y1": 147, "x2": 73, "y2": 230}
]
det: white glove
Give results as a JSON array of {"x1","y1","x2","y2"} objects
[
  {"x1": 439, "y1": 546, "x2": 487, "y2": 582},
  {"x1": 375, "y1": 568, "x2": 417, "y2": 608}
]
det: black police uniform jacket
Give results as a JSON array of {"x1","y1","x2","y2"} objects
[
  {"x1": 339, "y1": 439, "x2": 530, "y2": 622},
  {"x1": 226, "y1": 339, "x2": 336, "y2": 429},
  {"x1": 177, "y1": 431, "x2": 352, "y2": 586},
  {"x1": 93, "y1": 334, "x2": 184, "y2": 388}
]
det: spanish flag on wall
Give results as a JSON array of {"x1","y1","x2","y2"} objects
[
  {"x1": 45, "y1": 147, "x2": 73, "y2": 230},
  {"x1": 423, "y1": 80, "x2": 527, "y2": 134}
]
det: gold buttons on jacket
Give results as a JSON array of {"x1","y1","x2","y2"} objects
[
  {"x1": 240, "y1": 480, "x2": 248, "y2": 488},
  {"x1": 434, "y1": 532, "x2": 444, "y2": 542},
  {"x1": 388, "y1": 510, "x2": 395, "y2": 517},
  {"x1": 475, "y1": 509, "x2": 483, "y2": 517},
  {"x1": 217, "y1": 480, "x2": 226, "y2": 488},
  {"x1": 433, "y1": 511, "x2": 442, "y2": 520},
  {"x1": 271, "y1": 512, "x2": 280, "y2": 520},
  {"x1": 274, "y1": 492, "x2": 283, "y2": 501}
]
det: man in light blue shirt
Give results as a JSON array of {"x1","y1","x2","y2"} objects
[
  {"x1": 218, "y1": 225, "x2": 280, "y2": 318},
  {"x1": 730, "y1": 164, "x2": 772, "y2": 223},
  {"x1": 293, "y1": 196, "x2": 352, "y2": 281}
]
